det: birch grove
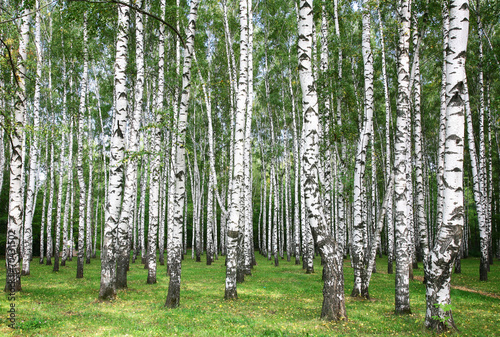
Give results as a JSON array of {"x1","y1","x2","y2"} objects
[{"x1": 1, "y1": 0, "x2": 499, "y2": 333}]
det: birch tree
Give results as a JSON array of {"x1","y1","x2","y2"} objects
[
  {"x1": 116, "y1": 0, "x2": 143, "y2": 288},
  {"x1": 22, "y1": 0, "x2": 42, "y2": 276},
  {"x1": 424, "y1": 0, "x2": 469, "y2": 331},
  {"x1": 225, "y1": 0, "x2": 249, "y2": 300},
  {"x1": 99, "y1": 0, "x2": 129, "y2": 299},
  {"x1": 351, "y1": 0, "x2": 375, "y2": 299},
  {"x1": 165, "y1": 0, "x2": 199, "y2": 308},
  {"x1": 297, "y1": 0, "x2": 347, "y2": 321},
  {"x1": 5, "y1": 3, "x2": 29, "y2": 292},
  {"x1": 394, "y1": 0, "x2": 411, "y2": 315},
  {"x1": 76, "y1": 13, "x2": 89, "y2": 279}
]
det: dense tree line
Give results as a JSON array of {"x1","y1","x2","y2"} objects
[{"x1": 1, "y1": 0, "x2": 499, "y2": 332}]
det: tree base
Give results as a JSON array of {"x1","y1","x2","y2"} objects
[
  {"x1": 395, "y1": 308, "x2": 412, "y2": 315},
  {"x1": 98, "y1": 287, "x2": 117, "y2": 301},
  {"x1": 76, "y1": 259, "x2": 84, "y2": 279},
  {"x1": 53, "y1": 255, "x2": 59, "y2": 272},
  {"x1": 147, "y1": 275, "x2": 157, "y2": 284},
  {"x1": 224, "y1": 289, "x2": 237, "y2": 300}
]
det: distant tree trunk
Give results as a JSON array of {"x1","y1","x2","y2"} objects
[
  {"x1": 378, "y1": 6, "x2": 393, "y2": 274},
  {"x1": 475, "y1": 0, "x2": 490, "y2": 277},
  {"x1": 463, "y1": 78, "x2": 488, "y2": 281},
  {"x1": 22, "y1": 0, "x2": 42, "y2": 277},
  {"x1": 5, "y1": 4, "x2": 29, "y2": 292},
  {"x1": 288, "y1": 69, "x2": 301, "y2": 265},
  {"x1": 76, "y1": 14, "x2": 89, "y2": 279},
  {"x1": 39, "y1": 143, "x2": 49, "y2": 265},
  {"x1": 425, "y1": 0, "x2": 469, "y2": 331},
  {"x1": 394, "y1": 0, "x2": 411, "y2": 315},
  {"x1": 61, "y1": 45, "x2": 72, "y2": 268},
  {"x1": 86, "y1": 121, "x2": 94, "y2": 265},
  {"x1": 46, "y1": 114, "x2": 55, "y2": 267},
  {"x1": 242, "y1": 0, "x2": 254, "y2": 273},
  {"x1": 297, "y1": 0, "x2": 347, "y2": 321}
]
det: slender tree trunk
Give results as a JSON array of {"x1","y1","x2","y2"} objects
[
  {"x1": 464, "y1": 78, "x2": 488, "y2": 281},
  {"x1": 165, "y1": 0, "x2": 199, "y2": 308},
  {"x1": 61, "y1": 49, "x2": 72, "y2": 267},
  {"x1": 39, "y1": 142, "x2": 49, "y2": 265},
  {"x1": 412, "y1": 15, "x2": 428, "y2": 272},
  {"x1": 146, "y1": 0, "x2": 166, "y2": 285},
  {"x1": 224, "y1": 0, "x2": 249, "y2": 300},
  {"x1": 76, "y1": 13, "x2": 89, "y2": 279},
  {"x1": 22, "y1": 0, "x2": 42, "y2": 276},
  {"x1": 378, "y1": 6, "x2": 394, "y2": 274},
  {"x1": 395, "y1": 0, "x2": 411, "y2": 315},
  {"x1": 86, "y1": 121, "x2": 93, "y2": 265},
  {"x1": 46, "y1": 114, "x2": 55, "y2": 267}
]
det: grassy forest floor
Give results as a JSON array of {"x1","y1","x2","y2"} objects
[{"x1": 1, "y1": 252, "x2": 499, "y2": 336}]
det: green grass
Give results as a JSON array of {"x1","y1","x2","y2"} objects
[{"x1": 1, "y1": 253, "x2": 499, "y2": 336}]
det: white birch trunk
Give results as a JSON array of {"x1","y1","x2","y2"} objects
[
  {"x1": 351, "y1": 0, "x2": 374, "y2": 299},
  {"x1": 76, "y1": 13, "x2": 89, "y2": 279},
  {"x1": 46, "y1": 115, "x2": 55, "y2": 266},
  {"x1": 224, "y1": 0, "x2": 248, "y2": 300},
  {"x1": 425, "y1": 0, "x2": 469, "y2": 330},
  {"x1": 298, "y1": 0, "x2": 347, "y2": 320},
  {"x1": 22, "y1": 0, "x2": 42, "y2": 276},
  {"x1": 395, "y1": 0, "x2": 411, "y2": 314},
  {"x1": 116, "y1": 0, "x2": 143, "y2": 288},
  {"x1": 99, "y1": 1, "x2": 129, "y2": 297},
  {"x1": 412, "y1": 17, "x2": 428, "y2": 272},
  {"x1": 39, "y1": 142, "x2": 49, "y2": 265},
  {"x1": 165, "y1": 0, "x2": 199, "y2": 307},
  {"x1": 378, "y1": 7, "x2": 394, "y2": 274},
  {"x1": 5, "y1": 5, "x2": 29, "y2": 292},
  {"x1": 86, "y1": 123, "x2": 93, "y2": 265}
]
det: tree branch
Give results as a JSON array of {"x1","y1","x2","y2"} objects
[{"x1": 70, "y1": 0, "x2": 186, "y2": 48}]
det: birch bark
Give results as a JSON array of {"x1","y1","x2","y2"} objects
[
  {"x1": 99, "y1": 1, "x2": 129, "y2": 298},
  {"x1": 165, "y1": 0, "x2": 199, "y2": 308},
  {"x1": 425, "y1": 0, "x2": 469, "y2": 330},
  {"x1": 5, "y1": 3, "x2": 29, "y2": 292},
  {"x1": 116, "y1": 0, "x2": 143, "y2": 289},
  {"x1": 22, "y1": 0, "x2": 41, "y2": 276},
  {"x1": 76, "y1": 13, "x2": 89, "y2": 279},
  {"x1": 395, "y1": 0, "x2": 411, "y2": 314},
  {"x1": 225, "y1": 0, "x2": 249, "y2": 300},
  {"x1": 297, "y1": 0, "x2": 347, "y2": 321}
]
